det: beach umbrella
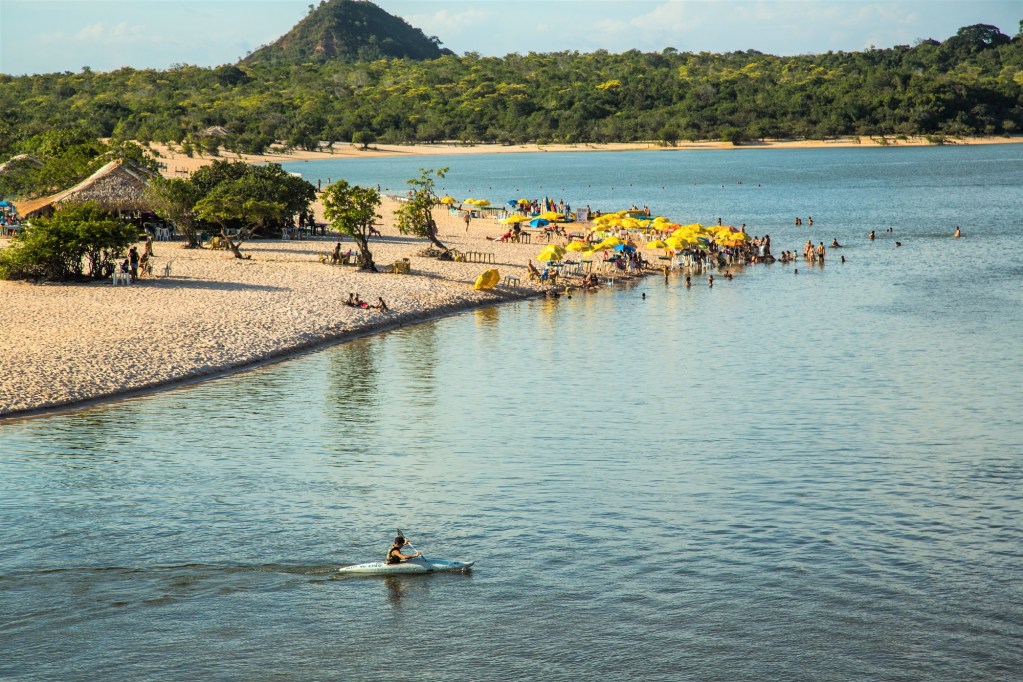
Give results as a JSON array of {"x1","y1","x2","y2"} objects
[
  {"x1": 529, "y1": 218, "x2": 550, "y2": 228},
  {"x1": 646, "y1": 239, "x2": 668, "y2": 250},
  {"x1": 613, "y1": 243, "x2": 636, "y2": 254},
  {"x1": 439, "y1": 196, "x2": 456, "y2": 205},
  {"x1": 565, "y1": 240, "x2": 589, "y2": 252},
  {"x1": 473, "y1": 268, "x2": 501, "y2": 290},
  {"x1": 595, "y1": 237, "x2": 622, "y2": 249},
  {"x1": 507, "y1": 200, "x2": 518, "y2": 206},
  {"x1": 475, "y1": 199, "x2": 491, "y2": 207},
  {"x1": 536, "y1": 245, "x2": 566, "y2": 262},
  {"x1": 517, "y1": 198, "x2": 531, "y2": 205},
  {"x1": 664, "y1": 236, "x2": 689, "y2": 250},
  {"x1": 540, "y1": 211, "x2": 564, "y2": 221},
  {"x1": 501, "y1": 214, "x2": 529, "y2": 224}
]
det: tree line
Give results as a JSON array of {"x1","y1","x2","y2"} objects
[{"x1": 1, "y1": 23, "x2": 1021, "y2": 159}]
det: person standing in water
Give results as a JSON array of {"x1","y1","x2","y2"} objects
[{"x1": 954, "y1": 226, "x2": 961, "y2": 238}]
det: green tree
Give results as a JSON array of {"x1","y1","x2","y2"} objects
[
  {"x1": 0, "y1": 202, "x2": 136, "y2": 281},
  {"x1": 143, "y1": 177, "x2": 202, "y2": 247},
  {"x1": 193, "y1": 175, "x2": 286, "y2": 259},
  {"x1": 351, "y1": 130, "x2": 376, "y2": 149},
  {"x1": 393, "y1": 167, "x2": 448, "y2": 251},
  {"x1": 321, "y1": 179, "x2": 381, "y2": 271}
]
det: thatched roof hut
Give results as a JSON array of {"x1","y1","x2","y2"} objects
[
  {"x1": 0, "y1": 154, "x2": 43, "y2": 176},
  {"x1": 13, "y1": 159, "x2": 157, "y2": 219}
]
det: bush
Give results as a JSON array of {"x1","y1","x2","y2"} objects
[{"x1": 0, "y1": 202, "x2": 137, "y2": 281}]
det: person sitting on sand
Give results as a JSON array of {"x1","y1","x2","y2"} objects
[
  {"x1": 582, "y1": 272, "x2": 600, "y2": 289},
  {"x1": 345, "y1": 293, "x2": 357, "y2": 307},
  {"x1": 372, "y1": 297, "x2": 389, "y2": 312}
]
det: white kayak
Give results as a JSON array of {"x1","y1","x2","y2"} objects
[{"x1": 338, "y1": 556, "x2": 474, "y2": 575}]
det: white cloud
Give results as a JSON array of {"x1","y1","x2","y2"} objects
[
  {"x1": 406, "y1": 8, "x2": 491, "y2": 36},
  {"x1": 72, "y1": 21, "x2": 149, "y2": 45}
]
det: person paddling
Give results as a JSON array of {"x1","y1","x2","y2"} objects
[{"x1": 386, "y1": 535, "x2": 421, "y2": 564}]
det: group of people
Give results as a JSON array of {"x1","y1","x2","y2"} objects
[
  {"x1": 330, "y1": 242, "x2": 358, "y2": 264},
  {"x1": 117, "y1": 239, "x2": 155, "y2": 282},
  {"x1": 345, "y1": 293, "x2": 388, "y2": 312}
]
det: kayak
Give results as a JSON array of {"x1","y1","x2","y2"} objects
[{"x1": 338, "y1": 556, "x2": 474, "y2": 575}]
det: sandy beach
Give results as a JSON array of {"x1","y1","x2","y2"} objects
[
  {"x1": 150, "y1": 135, "x2": 1023, "y2": 175},
  {"x1": 3, "y1": 132, "x2": 1020, "y2": 418},
  {"x1": 0, "y1": 195, "x2": 631, "y2": 418}
]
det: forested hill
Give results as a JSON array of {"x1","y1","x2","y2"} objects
[
  {"x1": 0, "y1": 22, "x2": 1021, "y2": 160},
  {"x1": 242, "y1": 0, "x2": 451, "y2": 65}
]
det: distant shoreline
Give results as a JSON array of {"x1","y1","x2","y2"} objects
[{"x1": 150, "y1": 135, "x2": 1023, "y2": 177}]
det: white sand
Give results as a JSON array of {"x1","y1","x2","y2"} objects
[{"x1": 0, "y1": 198, "x2": 636, "y2": 417}]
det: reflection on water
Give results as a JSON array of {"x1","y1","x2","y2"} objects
[{"x1": 2, "y1": 146, "x2": 1022, "y2": 681}]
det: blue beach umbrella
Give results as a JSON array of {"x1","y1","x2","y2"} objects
[
  {"x1": 529, "y1": 218, "x2": 550, "y2": 228},
  {"x1": 613, "y1": 243, "x2": 636, "y2": 254}
]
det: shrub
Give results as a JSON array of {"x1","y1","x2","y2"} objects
[{"x1": 0, "y1": 202, "x2": 137, "y2": 281}]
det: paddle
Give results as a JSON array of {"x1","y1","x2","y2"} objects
[{"x1": 398, "y1": 528, "x2": 432, "y2": 569}]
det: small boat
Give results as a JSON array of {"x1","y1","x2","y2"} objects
[{"x1": 338, "y1": 556, "x2": 474, "y2": 575}]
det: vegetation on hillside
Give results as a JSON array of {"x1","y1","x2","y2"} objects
[
  {"x1": 242, "y1": 0, "x2": 450, "y2": 66},
  {"x1": 0, "y1": 19, "x2": 1021, "y2": 162}
]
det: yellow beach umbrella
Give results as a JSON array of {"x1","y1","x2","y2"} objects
[
  {"x1": 646, "y1": 239, "x2": 668, "y2": 250},
  {"x1": 664, "y1": 236, "x2": 691, "y2": 250},
  {"x1": 565, "y1": 240, "x2": 589, "y2": 252},
  {"x1": 540, "y1": 211, "x2": 564, "y2": 221},
  {"x1": 501, "y1": 214, "x2": 529, "y2": 224},
  {"x1": 473, "y1": 268, "x2": 501, "y2": 290},
  {"x1": 536, "y1": 245, "x2": 566, "y2": 261},
  {"x1": 440, "y1": 196, "x2": 456, "y2": 205},
  {"x1": 474, "y1": 199, "x2": 491, "y2": 207},
  {"x1": 594, "y1": 237, "x2": 622, "y2": 250}
]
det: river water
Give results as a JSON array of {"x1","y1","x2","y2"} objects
[{"x1": 2, "y1": 145, "x2": 1022, "y2": 681}]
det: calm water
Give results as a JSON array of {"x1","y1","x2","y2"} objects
[{"x1": 2, "y1": 146, "x2": 1022, "y2": 681}]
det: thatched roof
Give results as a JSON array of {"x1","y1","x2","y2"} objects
[
  {"x1": 199, "y1": 126, "x2": 231, "y2": 138},
  {"x1": 0, "y1": 154, "x2": 43, "y2": 176},
  {"x1": 13, "y1": 159, "x2": 157, "y2": 219}
]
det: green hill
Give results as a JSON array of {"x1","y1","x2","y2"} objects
[{"x1": 241, "y1": 0, "x2": 451, "y2": 65}]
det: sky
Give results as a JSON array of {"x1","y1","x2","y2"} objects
[{"x1": 1, "y1": 0, "x2": 1020, "y2": 75}]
